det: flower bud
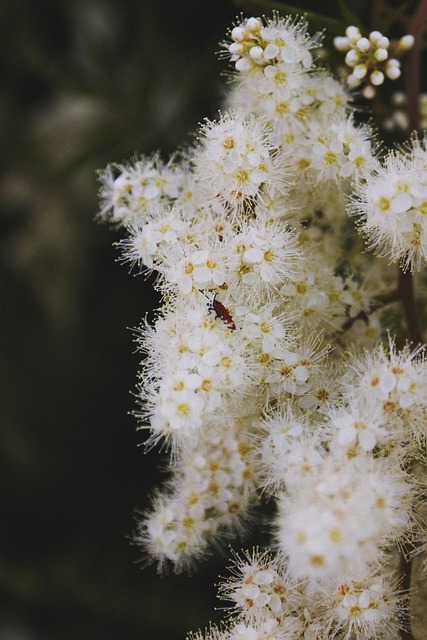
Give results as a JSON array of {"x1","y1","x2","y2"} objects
[
  {"x1": 353, "y1": 64, "x2": 367, "y2": 80},
  {"x1": 246, "y1": 17, "x2": 261, "y2": 33},
  {"x1": 345, "y1": 49, "x2": 359, "y2": 67},
  {"x1": 375, "y1": 48, "x2": 388, "y2": 62},
  {"x1": 369, "y1": 31, "x2": 382, "y2": 44},
  {"x1": 362, "y1": 84, "x2": 376, "y2": 99},
  {"x1": 370, "y1": 70, "x2": 385, "y2": 86},
  {"x1": 249, "y1": 45, "x2": 264, "y2": 60},
  {"x1": 333, "y1": 36, "x2": 350, "y2": 51},
  {"x1": 235, "y1": 57, "x2": 252, "y2": 72},
  {"x1": 229, "y1": 42, "x2": 243, "y2": 55},
  {"x1": 345, "y1": 26, "x2": 361, "y2": 42},
  {"x1": 356, "y1": 37, "x2": 370, "y2": 52},
  {"x1": 385, "y1": 61, "x2": 401, "y2": 80},
  {"x1": 399, "y1": 34, "x2": 415, "y2": 50},
  {"x1": 231, "y1": 26, "x2": 245, "y2": 41}
]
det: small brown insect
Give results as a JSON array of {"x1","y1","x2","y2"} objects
[{"x1": 205, "y1": 292, "x2": 236, "y2": 331}]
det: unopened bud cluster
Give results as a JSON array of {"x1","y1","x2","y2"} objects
[
  {"x1": 384, "y1": 91, "x2": 427, "y2": 132},
  {"x1": 334, "y1": 26, "x2": 414, "y2": 98},
  {"x1": 225, "y1": 14, "x2": 320, "y2": 72}
]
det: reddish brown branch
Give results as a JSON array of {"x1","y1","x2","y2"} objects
[
  {"x1": 404, "y1": 0, "x2": 427, "y2": 134},
  {"x1": 398, "y1": 269, "x2": 424, "y2": 346}
]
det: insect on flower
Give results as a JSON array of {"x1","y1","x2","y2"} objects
[{"x1": 203, "y1": 291, "x2": 236, "y2": 330}]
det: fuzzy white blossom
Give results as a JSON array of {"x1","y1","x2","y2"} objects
[{"x1": 96, "y1": 11, "x2": 427, "y2": 640}]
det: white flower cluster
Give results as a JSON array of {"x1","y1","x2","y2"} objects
[
  {"x1": 192, "y1": 549, "x2": 404, "y2": 640},
  {"x1": 334, "y1": 26, "x2": 414, "y2": 99},
  {"x1": 350, "y1": 137, "x2": 427, "y2": 271},
  {"x1": 97, "y1": 11, "x2": 427, "y2": 640},
  {"x1": 224, "y1": 15, "x2": 319, "y2": 72},
  {"x1": 138, "y1": 416, "x2": 259, "y2": 570}
]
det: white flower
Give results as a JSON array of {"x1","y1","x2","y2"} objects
[
  {"x1": 325, "y1": 571, "x2": 405, "y2": 640},
  {"x1": 98, "y1": 153, "x2": 190, "y2": 224},
  {"x1": 275, "y1": 453, "x2": 413, "y2": 583},
  {"x1": 237, "y1": 305, "x2": 290, "y2": 354},
  {"x1": 221, "y1": 14, "x2": 321, "y2": 73},
  {"x1": 193, "y1": 111, "x2": 287, "y2": 214},
  {"x1": 326, "y1": 397, "x2": 395, "y2": 454},
  {"x1": 118, "y1": 206, "x2": 190, "y2": 272},
  {"x1": 226, "y1": 219, "x2": 300, "y2": 298},
  {"x1": 164, "y1": 244, "x2": 227, "y2": 294},
  {"x1": 218, "y1": 549, "x2": 302, "y2": 619},
  {"x1": 344, "y1": 339, "x2": 427, "y2": 443}
]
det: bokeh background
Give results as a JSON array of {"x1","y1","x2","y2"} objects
[{"x1": 0, "y1": 0, "x2": 346, "y2": 638}]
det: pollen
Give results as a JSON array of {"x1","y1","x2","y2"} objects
[
  {"x1": 295, "y1": 531, "x2": 306, "y2": 545},
  {"x1": 379, "y1": 197, "x2": 391, "y2": 212},
  {"x1": 315, "y1": 388, "x2": 329, "y2": 401},
  {"x1": 276, "y1": 102, "x2": 289, "y2": 115},
  {"x1": 177, "y1": 403, "x2": 191, "y2": 416},
  {"x1": 260, "y1": 321, "x2": 271, "y2": 334},
  {"x1": 200, "y1": 379, "x2": 212, "y2": 392},
  {"x1": 223, "y1": 137, "x2": 235, "y2": 149},
  {"x1": 274, "y1": 70, "x2": 287, "y2": 85},
  {"x1": 324, "y1": 151, "x2": 337, "y2": 165},
  {"x1": 297, "y1": 158, "x2": 310, "y2": 170},
  {"x1": 280, "y1": 365, "x2": 294, "y2": 378},
  {"x1": 227, "y1": 502, "x2": 240, "y2": 514},
  {"x1": 296, "y1": 281, "x2": 308, "y2": 294},
  {"x1": 263, "y1": 249, "x2": 275, "y2": 263},
  {"x1": 391, "y1": 366, "x2": 404, "y2": 375},
  {"x1": 182, "y1": 516, "x2": 195, "y2": 530},
  {"x1": 329, "y1": 527, "x2": 343, "y2": 543},
  {"x1": 236, "y1": 169, "x2": 250, "y2": 184},
  {"x1": 220, "y1": 355, "x2": 232, "y2": 368}
]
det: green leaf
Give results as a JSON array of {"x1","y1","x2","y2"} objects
[
  {"x1": 379, "y1": 2, "x2": 412, "y2": 34},
  {"x1": 334, "y1": 0, "x2": 364, "y2": 31},
  {"x1": 232, "y1": 0, "x2": 345, "y2": 39}
]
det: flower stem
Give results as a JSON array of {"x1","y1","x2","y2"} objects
[
  {"x1": 404, "y1": 0, "x2": 427, "y2": 134},
  {"x1": 398, "y1": 269, "x2": 424, "y2": 346}
]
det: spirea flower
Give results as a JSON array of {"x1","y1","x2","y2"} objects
[
  {"x1": 349, "y1": 139, "x2": 427, "y2": 271},
  {"x1": 97, "y1": 13, "x2": 427, "y2": 640},
  {"x1": 256, "y1": 404, "x2": 324, "y2": 493},
  {"x1": 135, "y1": 416, "x2": 260, "y2": 572},
  {"x1": 324, "y1": 571, "x2": 405, "y2": 640},
  {"x1": 135, "y1": 295, "x2": 254, "y2": 448},
  {"x1": 343, "y1": 339, "x2": 427, "y2": 445},
  {"x1": 192, "y1": 111, "x2": 288, "y2": 214},
  {"x1": 218, "y1": 549, "x2": 302, "y2": 620},
  {"x1": 222, "y1": 14, "x2": 321, "y2": 72},
  {"x1": 98, "y1": 153, "x2": 191, "y2": 224},
  {"x1": 226, "y1": 219, "x2": 300, "y2": 298},
  {"x1": 117, "y1": 204, "x2": 191, "y2": 273},
  {"x1": 275, "y1": 453, "x2": 413, "y2": 583}
]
